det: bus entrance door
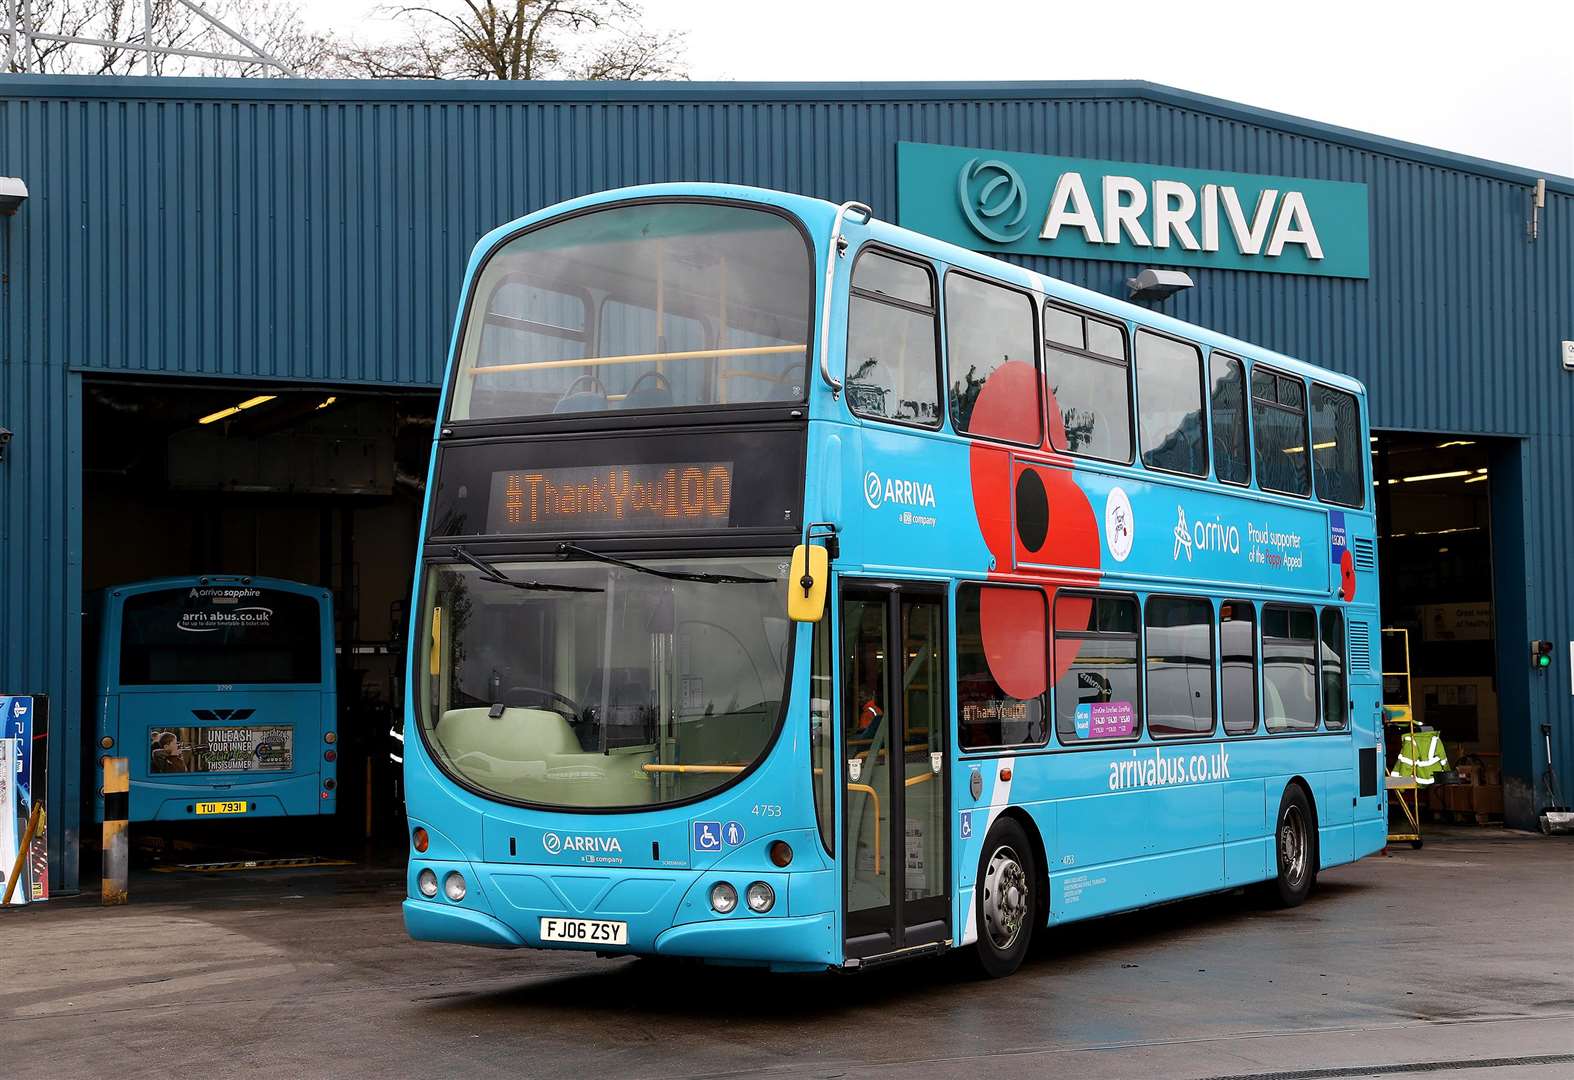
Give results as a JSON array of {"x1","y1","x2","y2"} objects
[{"x1": 841, "y1": 585, "x2": 950, "y2": 961}]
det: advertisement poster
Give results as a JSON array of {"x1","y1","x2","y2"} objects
[
  {"x1": 1, "y1": 695, "x2": 46, "y2": 904},
  {"x1": 150, "y1": 725, "x2": 293, "y2": 773}
]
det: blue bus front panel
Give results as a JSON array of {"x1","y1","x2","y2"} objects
[{"x1": 402, "y1": 668, "x2": 842, "y2": 971}]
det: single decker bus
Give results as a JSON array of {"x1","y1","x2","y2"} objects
[
  {"x1": 91, "y1": 575, "x2": 338, "y2": 822},
  {"x1": 403, "y1": 184, "x2": 1385, "y2": 976}
]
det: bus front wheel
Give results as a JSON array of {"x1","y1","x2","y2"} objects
[
  {"x1": 1264, "y1": 784, "x2": 1319, "y2": 908},
  {"x1": 971, "y1": 817, "x2": 1036, "y2": 978}
]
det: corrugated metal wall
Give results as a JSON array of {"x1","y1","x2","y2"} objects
[{"x1": 1, "y1": 78, "x2": 1570, "y2": 879}]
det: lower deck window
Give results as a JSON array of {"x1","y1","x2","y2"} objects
[
  {"x1": 1144, "y1": 595, "x2": 1214, "y2": 737},
  {"x1": 958, "y1": 585, "x2": 1047, "y2": 749},
  {"x1": 1054, "y1": 592, "x2": 1141, "y2": 742},
  {"x1": 1262, "y1": 604, "x2": 1319, "y2": 732}
]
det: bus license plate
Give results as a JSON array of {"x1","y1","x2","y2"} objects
[
  {"x1": 540, "y1": 917, "x2": 627, "y2": 945},
  {"x1": 194, "y1": 801, "x2": 248, "y2": 816}
]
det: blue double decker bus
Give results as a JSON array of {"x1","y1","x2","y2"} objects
[
  {"x1": 91, "y1": 575, "x2": 338, "y2": 823},
  {"x1": 403, "y1": 185, "x2": 1385, "y2": 976}
]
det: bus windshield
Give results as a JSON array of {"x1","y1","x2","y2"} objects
[
  {"x1": 449, "y1": 201, "x2": 814, "y2": 422},
  {"x1": 418, "y1": 556, "x2": 793, "y2": 809}
]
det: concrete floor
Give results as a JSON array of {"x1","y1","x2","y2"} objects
[{"x1": 3, "y1": 827, "x2": 1571, "y2": 1080}]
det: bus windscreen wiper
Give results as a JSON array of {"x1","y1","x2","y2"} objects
[
  {"x1": 452, "y1": 546, "x2": 603, "y2": 592},
  {"x1": 556, "y1": 542, "x2": 772, "y2": 584}
]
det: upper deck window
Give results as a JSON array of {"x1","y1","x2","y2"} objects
[
  {"x1": 1310, "y1": 384, "x2": 1366, "y2": 508},
  {"x1": 1043, "y1": 303, "x2": 1133, "y2": 463},
  {"x1": 846, "y1": 250, "x2": 941, "y2": 426},
  {"x1": 450, "y1": 201, "x2": 814, "y2": 422},
  {"x1": 946, "y1": 273, "x2": 1040, "y2": 444},
  {"x1": 1135, "y1": 331, "x2": 1208, "y2": 477},
  {"x1": 1252, "y1": 367, "x2": 1311, "y2": 497}
]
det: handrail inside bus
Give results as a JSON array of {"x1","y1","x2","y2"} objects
[
  {"x1": 640, "y1": 763, "x2": 747, "y2": 775},
  {"x1": 819, "y1": 201, "x2": 873, "y2": 399},
  {"x1": 845, "y1": 782, "x2": 881, "y2": 873},
  {"x1": 469, "y1": 343, "x2": 805, "y2": 377}
]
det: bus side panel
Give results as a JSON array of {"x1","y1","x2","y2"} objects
[
  {"x1": 1222, "y1": 778, "x2": 1269, "y2": 886},
  {"x1": 92, "y1": 692, "x2": 118, "y2": 824},
  {"x1": 1319, "y1": 765, "x2": 1357, "y2": 867}
]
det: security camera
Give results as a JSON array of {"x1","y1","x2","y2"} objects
[{"x1": 1127, "y1": 267, "x2": 1195, "y2": 302}]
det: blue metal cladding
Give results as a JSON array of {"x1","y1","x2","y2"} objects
[{"x1": 0, "y1": 77, "x2": 1570, "y2": 879}]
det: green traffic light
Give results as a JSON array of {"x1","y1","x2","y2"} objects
[{"x1": 1538, "y1": 655, "x2": 1552, "y2": 668}]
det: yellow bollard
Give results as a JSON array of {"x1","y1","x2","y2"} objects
[{"x1": 102, "y1": 757, "x2": 129, "y2": 906}]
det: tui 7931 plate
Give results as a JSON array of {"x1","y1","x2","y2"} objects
[
  {"x1": 540, "y1": 917, "x2": 628, "y2": 945},
  {"x1": 194, "y1": 800, "x2": 248, "y2": 815}
]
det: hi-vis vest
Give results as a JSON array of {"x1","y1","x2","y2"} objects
[{"x1": 1393, "y1": 730, "x2": 1449, "y2": 785}]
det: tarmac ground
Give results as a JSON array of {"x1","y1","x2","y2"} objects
[{"x1": 3, "y1": 826, "x2": 1571, "y2": 1079}]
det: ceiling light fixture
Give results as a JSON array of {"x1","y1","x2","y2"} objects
[
  {"x1": 198, "y1": 394, "x2": 277, "y2": 425},
  {"x1": 1400, "y1": 469, "x2": 1472, "y2": 483}
]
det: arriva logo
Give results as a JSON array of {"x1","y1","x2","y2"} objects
[
  {"x1": 863, "y1": 470, "x2": 937, "y2": 511},
  {"x1": 542, "y1": 831, "x2": 622, "y2": 855},
  {"x1": 1173, "y1": 506, "x2": 1194, "y2": 562},
  {"x1": 958, "y1": 158, "x2": 1030, "y2": 243}
]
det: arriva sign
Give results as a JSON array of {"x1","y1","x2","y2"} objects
[{"x1": 897, "y1": 142, "x2": 1370, "y2": 279}]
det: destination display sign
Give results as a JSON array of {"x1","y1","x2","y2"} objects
[
  {"x1": 429, "y1": 429, "x2": 805, "y2": 539},
  {"x1": 488, "y1": 461, "x2": 734, "y2": 534}
]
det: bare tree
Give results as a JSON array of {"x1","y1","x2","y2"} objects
[
  {"x1": 331, "y1": 0, "x2": 687, "y2": 80},
  {"x1": 5, "y1": 0, "x2": 336, "y2": 76}
]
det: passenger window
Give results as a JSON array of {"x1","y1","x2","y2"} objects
[
  {"x1": 1262, "y1": 605, "x2": 1319, "y2": 732},
  {"x1": 1210, "y1": 354, "x2": 1250, "y2": 486},
  {"x1": 846, "y1": 252, "x2": 940, "y2": 426},
  {"x1": 957, "y1": 585, "x2": 1047, "y2": 749},
  {"x1": 946, "y1": 274, "x2": 1040, "y2": 444},
  {"x1": 1220, "y1": 601, "x2": 1258, "y2": 735},
  {"x1": 1321, "y1": 608, "x2": 1348, "y2": 731},
  {"x1": 1135, "y1": 331, "x2": 1207, "y2": 476},
  {"x1": 1145, "y1": 596, "x2": 1214, "y2": 737},
  {"x1": 1044, "y1": 303, "x2": 1133, "y2": 463},
  {"x1": 1054, "y1": 593, "x2": 1141, "y2": 742},
  {"x1": 1311, "y1": 384, "x2": 1365, "y2": 508},
  {"x1": 1252, "y1": 368, "x2": 1311, "y2": 496}
]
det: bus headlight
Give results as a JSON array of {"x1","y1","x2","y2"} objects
[
  {"x1": 709, "y1": 881, "x2": 738, "y2": 914},
  {"x1": 443, "y1": 872, "x2": 467, "y2": 902},
  {"x1": 417, "y1": 868, "x2": 438, "y2": 897},
  {"x1": 746, "y1": 882, "x2": 775, "y2": 913}
]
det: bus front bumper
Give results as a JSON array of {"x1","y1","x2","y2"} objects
[{"x1": 403, "y1": 898, "x2": 526, "y2": 949}]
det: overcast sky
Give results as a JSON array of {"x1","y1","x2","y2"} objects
[{"x1": 304, "y1": 0, "x2": 1574, "y2": 176}]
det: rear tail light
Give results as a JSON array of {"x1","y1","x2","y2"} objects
[
  {"x1": 412, "y1": 827, "x2": 429, "y2": 853},
  {"x1": 324, "y1": 749, "x2": 337, "y2": 762}
]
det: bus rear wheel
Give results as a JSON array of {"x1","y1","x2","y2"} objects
[
  {"x1": 1264, "y1": 784, "x2": 1318, "y2": 908},
  {"x1": 971, "y1": 817, "x2": 1036, "y2": 978}
]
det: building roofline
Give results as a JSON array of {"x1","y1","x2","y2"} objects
[{"x1": 1, "y1": 74, "x2": 1569, "y2": 194}]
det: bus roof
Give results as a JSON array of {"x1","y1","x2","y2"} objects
[{"x1": 479, "y1": 182, "x2": 1367, "y2": 400}]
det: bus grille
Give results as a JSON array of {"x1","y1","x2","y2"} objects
[
  {"x1": 1349, "y1": 621, "x2": 1373, "y2": 672},
  {"x1": 1353, "y1": 536, "x2": 1376, "y2": 571}
]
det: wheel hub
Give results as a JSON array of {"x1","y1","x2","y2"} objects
[{"x1": 982, "y1": 845, "x2": 1029, "y2": 951}]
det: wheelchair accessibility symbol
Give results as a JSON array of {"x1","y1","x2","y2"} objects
[{"x1": 692, "y1": 820, "x2": 723, "y2": 852}]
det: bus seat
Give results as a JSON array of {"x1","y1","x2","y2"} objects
[
  {"x1": 553, "y1": 374, "x2": 609, "y2": 414},
  {"x1": 620, "y1": 370, "x2": 674, "y2": 410},
  {"x1": 435, "y1": 707, "x2": 581, "y2": 778}
]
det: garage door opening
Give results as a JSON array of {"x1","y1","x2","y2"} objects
[
  {"x1": 1372, "y1": 431, "x2": 1507, "y2": 826},
  {"x1": 82, "y1": 378, "x2": 436, "y2": 868}
]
